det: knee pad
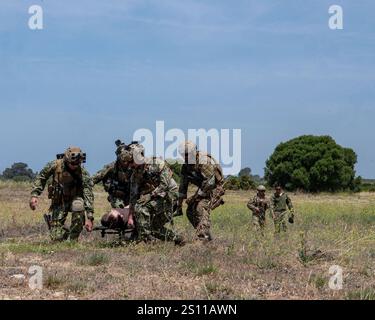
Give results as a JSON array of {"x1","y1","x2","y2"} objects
[{"x1": 72, "y1": 198, "x2": 85, "y2": 213}]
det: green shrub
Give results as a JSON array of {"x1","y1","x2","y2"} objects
[{"x1": 265, "y1": 135, "x2": 359, "y2": 192}]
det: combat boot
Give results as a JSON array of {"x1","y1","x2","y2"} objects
[{"x1": 197, "y1": 233, "x2": 213, "y2": 243}]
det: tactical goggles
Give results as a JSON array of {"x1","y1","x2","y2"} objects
[{"x1": 70, "y1": 153, "x2": 86, "y2": 164}]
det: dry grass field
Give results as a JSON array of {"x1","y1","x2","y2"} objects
[{"x1": 0, "y1": 180, "x2": 375, "y2": 300}]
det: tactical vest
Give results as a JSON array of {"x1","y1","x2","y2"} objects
[
  {"x1": 141, "y1": 158, "x2": 173, "y2": 194},
  {"x1": 205, "y1": 153, "x2": 224, "y2": 184},
  {"x1": 254, "y1": 196, "x2": 269, "y2": 212},
  {"x1": 106, "y1": 163, "x2": 131, "y2": 201},
  {"x1": 117, "y1": 170, "x2": 129, "y2": 184},
  {"x1": 51, "y1": 159, "x2": 83, "y2": 202},
  {"x1": 186, "y1": 153, "x2": 224, "y2": 186}
]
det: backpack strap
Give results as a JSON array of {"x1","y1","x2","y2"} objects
[
  {"x1": 54, "y1": 159, "x2": 63, "y2": 184},
  {"x1": 206, "y1": 154, "x2": 224, "y2": 184}
]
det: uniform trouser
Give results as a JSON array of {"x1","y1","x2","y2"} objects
[
  {"x1": 273, "y1": 210, "x2": 287, "y2": 233},
  {"x1": 50, "y1": 206, "x2": 85, "y2": 241},
  {"x1": 186, "y1": 197, "x2": 211, "y2": 239},
  {"x1": 252, "y1": 212, "x2": 266, "y2": 230},
  {"x1": 134, "y1": 199, "x2": 179, "y2": 242}
]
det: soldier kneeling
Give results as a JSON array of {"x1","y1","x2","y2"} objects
[
  {"x1": 128, "y1": 147, "x2": 185, "y2": 246},
  {"x1": 92, "y1": 141, "x2": 138, "y2": 239}
]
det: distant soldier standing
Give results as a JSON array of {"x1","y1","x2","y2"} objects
[
  {"x1": 270, "y1": 185, "x2": 295, "y2": 233},
  {"x1": 128, "y1": 147, "x2": 185, "y2": 245},
  {"x1": 247, "y1": 185, "x2": 270, "y2": 231},
  {"x1": 177, "y1": 141, "x2": 225, "y2": 242},
  {"x1": 29, "y1": 147, "x2": 94, "y2": 241}
]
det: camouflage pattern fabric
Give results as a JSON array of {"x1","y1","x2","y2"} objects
[
  {"x1": 270, "y1": 192, "x2": 294, "y2": 233},
  {"x1": 247, "y1": 195, "x2": 270, "y2": 230},
  {"x1": 179, "y1": 152, "x2": 224, "y2": 240},
  {"x1": 186, "y1": 197, "x2": 212, "y2": 239},
  {"x1": 179, "y1": 152, "x2": 219, "y2": 198},
  {"x1": 273, "y1": 210, "x2": 288, "y2": 233},
  {"x1": 31, "y1": 160, "x2": 94, "y2": 241},
  {"x1": 109, "y1": 197, "x2": 128, "y2": 209},
  {"x1": 49, "y1": 199, "x2": 86, "y2": 241},
  {"x1": 134, "y1": 198, "x2": 178, "y2": 242},
  {"x1": 271, "y1": 192, "x2": 294, "y2": 212},
  {"x1": 92, "y1": 161, "x2": 132, "y2": 209},
  {"x1": 130, "y1": 158, "x2": 182, "y2": 243}
]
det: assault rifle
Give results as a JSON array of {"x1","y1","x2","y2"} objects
[{"x1": 43, "y1": 213, "x2": 52, "y2": 230}]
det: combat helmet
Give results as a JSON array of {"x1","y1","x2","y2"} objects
[
  {"x1": 118, "y1": 149, "x2": 133, "y2": 164},
  {"x1": 64, "y1": 147, "x2": 86, "y2": 165},
  {"x1": 178, "y1": 141, "x2": 197, "y2": 156},
  {"x1": 115, "y1": 140, "x2": 127, "y2": 157},
  {"x1": 257, "y1": 185, "x2": 266, "y2": 192}
]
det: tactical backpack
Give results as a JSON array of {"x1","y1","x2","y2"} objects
[{"x1": 204, "y1": 154, "x2": 225, "y2": 210}]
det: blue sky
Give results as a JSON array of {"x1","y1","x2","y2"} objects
[{"x1": 0, "y1": 0, "x2": 374, "y2": 177}]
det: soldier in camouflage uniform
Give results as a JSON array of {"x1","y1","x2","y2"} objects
[
  {"x1": 247, "y1": 185, "x2": 270, "y2": 231},
  {"x1": 92, "y1": 140, "x2": 134, "y2": 209},
  {"x1": 177, "y1": 141, "x2": 225, "y2": 242},
  {"x1": 270, "y1": 185, "x2": 295, "y2": 233},
  {"x1": 29, "y1": 147, "x2": 94, "y2": 241},
  {"x1": 128, "y1": 147, "x2": 184, "y2": 245}
]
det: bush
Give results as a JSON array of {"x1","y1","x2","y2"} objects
[
  {"x1": 1, "y1": 163, "x2": 36, "y2": 182},
  {"x1": 238, "y1": 167, "x2": 251, "y2": 177},
  {"x1": 361, "y1": 180, "x2": 375, "y2": 192},
  {"x1": 225, "y1": 175, "x2": 256, "y2": 191},
  {"x1": 239, "y1": 175, "x2": 254, "y2": 190},
  {"x1": 265, "y1": 135, "x2": 359, "y2": 192},
  {"x1": 166, "y1": 159, "x2": 183, "y2": 183}
]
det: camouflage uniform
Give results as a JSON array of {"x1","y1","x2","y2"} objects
[
  {"x1": 179, "y1": 152, "x2": 225, "y2": 241},
  {"x1": 31, "y1": 160, "x2": 94, "y2": 241},
  {"x1": 270, "y1": 192, "x2": 294, "y2": 233},
  {"x1": 130, "y1": 157, "x2": 182, "y2": 243},
  {"x1": 92, "y1": 162, "x2": 132, "y2": 209},
  {"x1": 247, "y1": 195, "x2": 270, "y2": 230}
]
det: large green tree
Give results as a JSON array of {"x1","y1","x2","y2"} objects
[
  {"x1": 265, "y1": 135, "x2": 359, "y2": 192},
  {"x1": 1, "y1": 162, "x2": 36, "y2": 182},
  {"x1": 238, "y1": 167, "x2": 251, "y2": 177}
]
